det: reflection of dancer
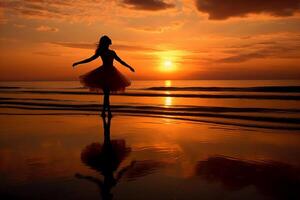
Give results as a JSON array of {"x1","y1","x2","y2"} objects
[
  {"x1": 76, "y1": 116, "x2": 167, "y2": 199},
  {"x1": 75, "y1": 116, "x2": 134, "y2": 200},
  {"x1": 72, "y1": 35, "x2": 135, "y2": 117}
]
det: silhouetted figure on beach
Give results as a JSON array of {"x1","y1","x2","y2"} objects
[{"x1": 72, "y1": 35, "x2": 135, "y2": 117}]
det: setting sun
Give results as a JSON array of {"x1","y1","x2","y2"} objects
[
  {"x1": 157, "y1": 50, "x2": 184, "y2": 73},
  {"x1": 163, "y1": 60, "x2": 174, "y2": 71},
  {"x1": 160, "y1": 59, "x2": 176, "y2": 72}
]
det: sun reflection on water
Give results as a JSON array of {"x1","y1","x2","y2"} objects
[
  {"x1": 164, "y1": 80, "x2": 172, "y2": 107},
  {"x1": 165, "y1": 80, "x2": 172, "y2": 87},
  {"x1": 165, "y1": 96, "x2": 172, "y2": 107}
]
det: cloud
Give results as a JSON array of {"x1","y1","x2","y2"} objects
[
  {"x1": 218, "y1": 51, "x2": 267, "y2": 63},
  {"x1": 0, "y1": 0, "x2": 116, "y2": 22},
  {"x1": 128, "y1": 21, "x2": 184, "y2": 33},
  {"x1": 13, "y1": 24, "x2": 26, "y2": 28},
  {"x1": 52, "y1": 42, "x2": 158, "y2": 51},
  {"x1": 174, "y1": 33, "x2": 300, "y2": 64},
  {"x1": 53, "y1": 42, "x2": 95, "y2": 50},
  {"x1": 33, "y1": 51, "x2": 61, "y2": 56},
  {"x1": 195, "y1": 0, "x2": 300, "y2": 20},
  {"x1": 36, "y1": 25, "x2": 59, "y2": 32},
  {"x1": 0, "y1": 7, "x2": 7, "y2": 24},
  {"x1": 113, "y1": 44, "x2": 158, "y2": 51},
  {"x1": 0, "y1": 0, "x2": 66, "y2": 19},
  {"x1": 218, "y1": 44, "x2": 300, "y2": 63},
  {"x1": 0, "y1": 0, "x2": 178, "y2": 27},
  {"x1": 122, "y1": 0, "x2": 175, "y2": 11}
]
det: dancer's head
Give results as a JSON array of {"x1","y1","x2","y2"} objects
[{"x1": 96, "y1": 35, "x2": 112, "y2": 54}]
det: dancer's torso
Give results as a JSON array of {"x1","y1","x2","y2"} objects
[{"x1": 100, "y1": 50, "x2": 114, "y2": 67}]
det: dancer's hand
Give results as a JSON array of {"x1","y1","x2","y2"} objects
[
  {"x1": 72, "y1": 62, "x2": 78, "y2": 68},
  {"x1": 129, "y1": 66, "x2": 135, "y2": 72}
]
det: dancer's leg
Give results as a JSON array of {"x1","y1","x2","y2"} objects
[
  {"x1": 107, "y1": 90, "x2": 112, "y2": 117},
  {"x1": 101, "y1": 92, "x2": 107, "y2": 117}
]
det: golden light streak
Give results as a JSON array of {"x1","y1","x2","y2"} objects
[
  {"x1": 164, "y1": 96, "x2": 172, "y2": 107},
  {"x1": 165, "y1": 80, "x2": 172, "y2": 87}
]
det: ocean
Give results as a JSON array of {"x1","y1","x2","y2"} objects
[
  {"x1": 1, "y1": 80, "x2": 300, "y2": 130},
  {"x1": 1, "y1": 80, "x2": 300, "y2": 199}
]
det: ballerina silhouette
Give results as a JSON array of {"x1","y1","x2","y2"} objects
[{"x1": 72, "y1": 35, "x2": 135, "y2": 117}]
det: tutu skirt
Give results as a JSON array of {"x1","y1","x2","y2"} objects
[{"x1": 79, "y1": 65, "x2": 131, "y2": 92}]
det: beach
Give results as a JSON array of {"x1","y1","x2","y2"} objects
[{"x1": 1, "y1": 80, "x2": 300, "y2": 199}]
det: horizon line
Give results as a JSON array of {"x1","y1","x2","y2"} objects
[{"x1": 0, "y1": 79, "x2": 300, "y2": 82}]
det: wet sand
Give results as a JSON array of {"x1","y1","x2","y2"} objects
[{"x1": 1, "y1": 114, "x2": 300, "y2": 200}]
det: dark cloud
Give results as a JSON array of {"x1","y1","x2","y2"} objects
[
  {"x1": 218, "y1": 38, "x2": 300, "y2": 63},
  {"x1": 219, "y1": 51, "x2": 267, "y2": 63},
  {"x1": 52, "y1": 42, "x2": 158, "y2": 51},
  {"x1": 122, "y1": 0, "x2": 175, "y2": 11},
  {"x1": 218, "y1": 46, "x2": 300, "y2": 63},
  {"x1": 195, "y1": 0, "x2": 300, "y2": 20}
]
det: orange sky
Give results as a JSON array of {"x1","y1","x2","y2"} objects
[{"x1": 0, "y1": 0, "x2": 300, "y2": 81}]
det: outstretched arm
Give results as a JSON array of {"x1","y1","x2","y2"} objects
[
  {"x1": 114, "y1": 52, "x2": 135, "y2": 72},
  {"x1": 72, "y1": 53, "x2": 99, "y2": 68},
  {"x1": 75, "y1": 173, "x2": 103, "y2": 186},
  {"x1": 115, "y1": 160, "x2": 136, "y2": 181}
]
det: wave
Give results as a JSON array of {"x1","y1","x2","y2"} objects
[
  {"x1": 2, "y1": 105, "x2": 298, "y2": 124},
  {"x1": 0, "y1": 97, "x2": 76, "y2": 102},
  {"x1": 1, "y1": 85, "x2": 300, "y2": 93},
  {"x1": 1, "y1": 111, "x2": 299, "y2": 131},
  {"x1": 1, "y1": 100, "x2": 300, "y2": 127},
  {"x1": 0, "y1": 86, "x2": 22, "y2": 89},
  {"x1": 0, "y1": 86, "x2": 85, "y2": 90},
  {"x1": 1, "y1": 100, "x2": 300, "y2": 113},
  {"x1": 145, "y1": 86, "x2": 300, "y2": 93},
  {"x1": 1, "y1": 90, "x2": 299, "y2": 100}
]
